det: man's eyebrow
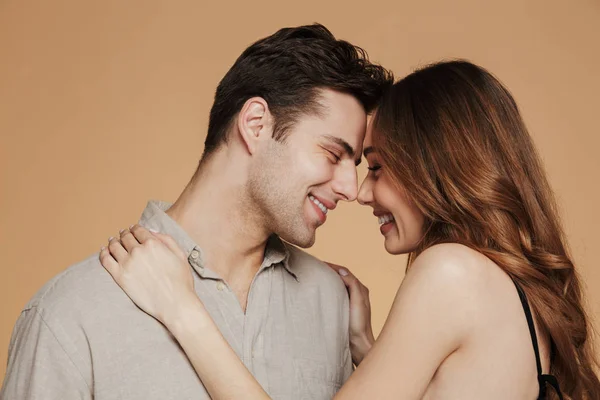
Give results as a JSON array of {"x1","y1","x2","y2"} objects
[
  {"x1": 323, "y1": 134, "x2": 362, "y2": 166},
  {"x1": 363, "y1": 146, "x2": 374, "y2": 157}
]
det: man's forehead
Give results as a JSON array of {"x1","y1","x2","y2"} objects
[{"x1": 354, "y1": 139, "x2": 365, "y2": 159}]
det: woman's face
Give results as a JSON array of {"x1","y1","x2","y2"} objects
[{"x1": 358, "y1": 122, "x2": 426, "y2": 255}]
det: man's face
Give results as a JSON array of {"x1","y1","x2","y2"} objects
[{"x1": 248, "y1": 89, "x2": 366, "y2": 248}]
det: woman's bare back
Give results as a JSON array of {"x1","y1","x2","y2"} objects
[{"x1": 421, "y1": 247, "x2": 551, "y2": 399}]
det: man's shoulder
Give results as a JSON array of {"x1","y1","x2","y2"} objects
[
  {"x1": 283, "y1": 244, "x2": 350, "y2": 334},
  {"x1": 284, "y1": 243, "x2": 347, "y2": 293},
  {"x1": 24, "y1": 253, "x2": 127, "y2": 318}
]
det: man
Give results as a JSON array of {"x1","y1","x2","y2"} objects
[{"x1": 1, "y1": 24, "x2": 392, "y2": 399}]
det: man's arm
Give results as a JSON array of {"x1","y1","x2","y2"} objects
[{"x1": 0, "y1": 307, "x2": 92, "y2": 400}]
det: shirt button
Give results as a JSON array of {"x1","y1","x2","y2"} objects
[
  {"x1": 216, "y1": 281, "x2": 226, "y2": 291},
  {"x1": 190, "y1": 250, "x2": 200, "y2": 260}
]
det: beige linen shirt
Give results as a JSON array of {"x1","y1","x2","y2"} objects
[{"x1": 1, "y1": 201, "x2": 352, "y2": 400}]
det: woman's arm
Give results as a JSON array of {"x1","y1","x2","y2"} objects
[
  {"x1": 331, "y1": 244, "x2": 478, "y2": 399},
  {"x1": 166, "y1": 299, "x2": 270, "y2": 400},
  {"x1": 101, "y1": 226, "x2": 476, "y2": 400},
  {"x1": 100, "y1": 225, "x2": 270, "y2": 400}
]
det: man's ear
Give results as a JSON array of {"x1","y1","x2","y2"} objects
[{"x1": 236, "y1": 97, "x2": 273, "y2": 155}]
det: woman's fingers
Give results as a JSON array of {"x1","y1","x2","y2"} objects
[
  {"x1": 327, "y1": 262, "x2": 354, "y2": 288},
  {"x1": 326, "y1": 262, "x2": 374, "y2": 365},
  {"x1": 127, "y1": 225, "x2": 187, "y2": 261},
  {"x1": 100, "y1": 246, "x2": 121, "y2": 280},
  {"x1": 119, "y1": 228, "x2": 141, "y2": 253},
  {"x1": 130, "y1": 224, "x2": 155, "y2": 244},
  {"x1": 108, "y1": 236, "x2": 129, "y2": 263},
  {"x1": 326, "y1": 262, "x2": 345, "y2": 275},
  {"x1": 327, "y1": 262, "x2": 367, "y2": 300},
  {"x1": 104, "y1": 225, "x2": 185, "y2": 260},
  {"x1": 153, "y1": 232, "x2": 188, "y2": 260}
]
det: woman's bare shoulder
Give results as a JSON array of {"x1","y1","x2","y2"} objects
[
  {"x1": 407, "y1": 243, "x2": 495, "y2": 289},
  {"x1": 391, "y1": 243, "x2": 509, "y2": 332}
]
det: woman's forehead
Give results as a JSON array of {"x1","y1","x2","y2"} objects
[{"x1": 363, "y1": 118, "x2": 375, "y2": 148}]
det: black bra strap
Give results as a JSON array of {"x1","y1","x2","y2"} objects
[
  {"x1": 512, "y1": 280, "x2": 563, "y2": 399},
  {"x1": 513, "y1": 280, "x2": 543, "y2": 376},
  {"x1": 540, "y1": 374, "x2": 564, "y2": 400}
]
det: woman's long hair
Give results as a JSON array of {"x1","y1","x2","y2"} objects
[{"x1": 372, "y1": 60, "x2": 599, "y2": 399}]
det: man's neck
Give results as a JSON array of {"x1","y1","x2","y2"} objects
[{"x1": 166, "y1": 156, "x2": 270, "y2": 285}]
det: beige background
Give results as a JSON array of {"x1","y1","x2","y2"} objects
[{"x1": 1, "y1": 0, "x2": 599, "y2": 382}]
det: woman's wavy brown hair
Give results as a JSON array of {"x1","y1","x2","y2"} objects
[{"x1": 372, "y1": 60, "x2": 599, "y2": 399}]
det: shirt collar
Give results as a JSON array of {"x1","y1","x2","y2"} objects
[
  {"x1": 138, "y1": 200, "x2": 296, "y2": 280},
  {"x1": 261, "y1": 234, "x2": 297, "y2": 280}
]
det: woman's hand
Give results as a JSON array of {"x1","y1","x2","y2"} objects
[
  {"x1": 100, "y1": 226, "x2": 271, "y2": 400},
  {"x1": 327, "y1": 263, "x2": 375, "y2": 366},
  {"x1": 99, "y1": 225, "x2": 198, "y2": 328}
]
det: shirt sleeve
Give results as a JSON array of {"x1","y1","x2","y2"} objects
[{"x1": 0, "y1": 307, "x2": 92, "y2": 400}]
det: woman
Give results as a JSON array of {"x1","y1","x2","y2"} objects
[{"x1": 100, "y1": 60, "x2": 600, "y2": 399}]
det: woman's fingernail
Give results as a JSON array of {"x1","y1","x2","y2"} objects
[
  {"x1": 129, "y1": 225, "x2": 135, "y2": 229},
  {"x1": 100, "y1": 246, "x2": 106, "y2": 251},
  {"x1": 149, "y1": 228, "x2": 159, "y2": 233},
  {"x1": 119, "y1": 229, "x2": 125, "y2": 234},
  {"x1": 338, "y1": 268, "x2": 349, "y2": 276},
  {"x1": 108, "y1": 237, "x2": 114, "y2": 241}
]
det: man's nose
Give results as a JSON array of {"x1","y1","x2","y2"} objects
[{"x1": 332, "y1": 164, "x2": 359, "y2": 202}]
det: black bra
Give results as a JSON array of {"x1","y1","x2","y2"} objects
[{"x1": 512, "y1": 280, "x2": 563, "y2": 400}]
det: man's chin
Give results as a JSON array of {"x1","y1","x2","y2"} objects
[
  {"x1": 294, "y1": 237, "x2": 316, "y2": 249},
  {"x1": 280, "y1": 229, "x2": 316, "y2": 249}
]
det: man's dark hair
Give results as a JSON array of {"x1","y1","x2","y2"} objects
[{"x1": 202, "y1": 23, "x2": 393, "y2": 157}]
